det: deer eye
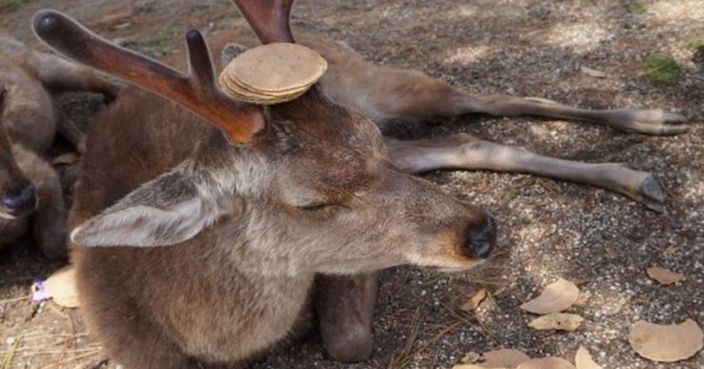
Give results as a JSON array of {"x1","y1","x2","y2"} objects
[{"x1": 297, "y1": 202, "x2": 335, "y2": 212}]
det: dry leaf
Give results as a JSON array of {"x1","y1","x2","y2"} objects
[
  {"x1": 575, "y1": 347, "x2": 603, "y2": 369},
  {"x1": 580, "y1": 66, "x2": 606, "y2": 78},
  {"x1": 481, "y1": 349, "x2": 530, "y2": 368},
  {"x1": 646, "y1": 266, "x2": 683, "y2": 285},
  {"x1": 528, "y1": 313, "x2": 583, "y2": 331},
  {"x1": 460, "y1": 352, "x2": 481, "y2": 364},
  {"x1": 462, "y1": 288, "x2": 488, "y2": 311},
  {"x1": 629, "y1": 319, "x2": 703, "y2": 362},
  {"x1": 520, "y1": 278, "x2": 580, "y2": 314},
  {"x1": 45, "y1": 266, "x2": 80, "y2": 308},
  {"x1": 516, "y1": 357, "x2": 576, "y2": 369}
]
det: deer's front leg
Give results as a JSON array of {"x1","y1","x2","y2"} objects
[
  {"x1": 386, "y1": 135, "x2": 666, "y2": 212},
  {"x1": 315, "y1": 272, "x2": 378, "y2": 363},
  {"x1": 13, "y1": 144, "x2": 67, "y2": 259}
]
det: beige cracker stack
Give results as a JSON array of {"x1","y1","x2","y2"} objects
[{"x1": 218, "y1": 42, "x2": 327, "y2": 105}]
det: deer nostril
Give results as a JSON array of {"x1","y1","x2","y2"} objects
[
  {"x1": 2, "y1": 185, "x2": 37, "y2": 217},
  {"x1": 464, "y1": 214, "x2": 497, "y2": 260}
]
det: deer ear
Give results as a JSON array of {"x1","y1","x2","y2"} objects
[{"x1": 71, "y1": 169, "x2": 231, "y2": 247}]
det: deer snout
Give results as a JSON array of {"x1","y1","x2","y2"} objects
[
  {"x1": 463, "y1": 212, "x2": 496, "y2": 260},
  {"x1": 0, "y1": 184, "x2": 37, "y2": 219}
]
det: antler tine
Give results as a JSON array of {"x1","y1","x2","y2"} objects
[
  {"x1": 32, "y1": 10, "x2": 264, "y2": 144},
  {"x1": 185, "y1": 30, "x2": 217, "y2": 96},
  {"x1": 231, "y1": 0, "x2": 295, "y2": 44}
]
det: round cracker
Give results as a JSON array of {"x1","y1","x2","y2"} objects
[
  {"x1": 221, "y1": 75, "x2": 309, "y2": 98},
  {"x1": 220, "y1": 81, "x2": 308, "y2": 105},
  {"x1": 222, "y1": 42, "x2": 327, "y2": 93}
]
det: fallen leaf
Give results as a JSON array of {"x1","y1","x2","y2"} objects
[
  {"x1": 45, "y1": 266, "x2": 79, "y2": 308},
  {"x1": 520, "y1": 278, "x2": 580, "y2": 314},
  {"x1": 461, "y1": 352, "x2": 481, "y2": 364},
  {"x1": 528, "y1": 313, "x2": 583, "y2": 331},
  {"x1": 646, "y1": 266, "x2": 683, "y2": 285},
  {"x1": 575, "y1": 347, "x2": 603, "y2": 369},
  {"x1": 516, "y1": 357, "x2": 576, "y2": 369},
  {"x1": 629, "y1": 319, "x2": 703, "y2": 362},
  {"x1": 462, "y1": 288, "x2": 488, "y2": 311},
  {"x1": 481, "y1": 349, "x2": 530, "y2": 368},
  {"x1": 452, "y1": 365, "x2": 485, "y2": 369},
  {"x1": 580, "y1": 66, "x2": 606, "y2": 78}
]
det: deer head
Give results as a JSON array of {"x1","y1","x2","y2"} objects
[{"x1": 33, "y1": 1, "x2": 496, "y2": 274}]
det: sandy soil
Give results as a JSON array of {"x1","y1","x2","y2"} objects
[{"x1": 1, "y1": 0, "x2": 702, "y2": 368}]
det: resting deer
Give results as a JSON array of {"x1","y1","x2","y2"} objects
[
  {"x1": 0, "y1": 35, "x2": 115, "y2": 258},
  {"x1": 33, "y1": 0, "x2": 685, "y2": 367}
]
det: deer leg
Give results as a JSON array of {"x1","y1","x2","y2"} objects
[
  {"x1": 347, "y1": 64, "x2": 687, "y2": 135},
  {"x1": 56, "y1": 109, "x2": 86, "y2": 153},
  {"x1": 315, "y1": 272, "x2": 378, "y2": 363},
  {"x1": 385, "y1": 134, "x2": 666, "y2": 211},
  {"x1": 12, "y1": 144, "x2": 67, "y2": 259},
  {"x1": 464, "y1": 94, "x2": 688, "y2": 135},
  {"x1": 29, "y1": 50, "x2": 120, "y2": 99}
]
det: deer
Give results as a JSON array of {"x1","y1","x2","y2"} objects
[
  {"x1": 31, "y1": 0, "x2": 686, "y2": 368},
  {"x1": 0, "y1": 35, "x2": 116, "y2": 259}
]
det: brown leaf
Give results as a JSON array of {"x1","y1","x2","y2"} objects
[
  {"x1": 646, "y1": 266, "x2": 683, "y2": 285},
  {"x1": 528, "y1": 313, "x2": 583, "y2": 331},
  {"x1": 516, "y1": 357, "x2": 576, "y2": 369},
  {"x1": 45, "y1": 266, "x2": 80, "y2": 308},
  {"x1": 520, "y1": 278, "x2": 580, "y2": 314},
  {"x1": 575, "y1": 347, "x2": 603, "y2": 369},
  {"x1": 462, "y1": 288, "x2": 488, "y2": 311},
  {"x1": 460, "y1": 352, "x2": 481, "y2": 364},
  {"x1": 481, "y1": 349, "x2": 530, "y2": 368},
  {"x1": 629, "y1": 319, "x2": 703, "y2": 362}
]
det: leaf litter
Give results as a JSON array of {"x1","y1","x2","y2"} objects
[{"x1": 520, "y1": 278, "x2": 580, "y2": 315}]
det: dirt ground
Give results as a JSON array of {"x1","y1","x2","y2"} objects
[{"x1": 1, "y1": 0, "x2": 703, "y2": 368}]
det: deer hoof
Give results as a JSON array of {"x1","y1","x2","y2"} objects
[
  {"x1": 636, "y1": 174, "x2": 666, "y2": 212},
  {"x1": 615, "y1": 109, "x2": 689, "y2": 135}
]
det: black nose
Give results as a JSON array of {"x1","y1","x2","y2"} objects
[
  {"x1": 1, "y1": 185, "x2": 37, "y2": 218},
  {"x1": 464, "y1": 214, "x2": 496, "y2": 259}
]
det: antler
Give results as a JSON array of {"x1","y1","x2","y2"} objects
[
  {"x1": 32, "y1": 10, "x2": 264, "y2": 144},
  {"x1": 231, "y1": 0, "x2": 294, "y2": 43}
]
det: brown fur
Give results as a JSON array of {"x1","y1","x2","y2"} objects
[
  {"x1": 0, "y1": 35, "x2": 115, "y2": 258},
  {"x1": 70, "y1": 85, "x2": 491, "y2": 368},
  {"x1": 54, "y1": 3, "x2": 684, "y2": 368}
]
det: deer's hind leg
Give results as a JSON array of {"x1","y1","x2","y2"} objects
[
  {"x1": 27, "y1": 49, "x2": 120, "y2": 99},
  {"x1": 385, "y1": 135, "x2": 666, "y2": 212},
  {"x1": 315, "y1": 273, "x2": 378, "y2": 363},
  {"x1": 338, "y1": 63, "x2": 687, "y2": 135}
]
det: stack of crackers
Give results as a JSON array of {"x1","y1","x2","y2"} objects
[{"x1": 218, "y1": 42, "x2": 327, "y2": 105}]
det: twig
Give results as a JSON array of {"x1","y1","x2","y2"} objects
[
  {"x1": 1, "y1": 337, "x2": 20, "y2": 369},
  {"x1": 0, "y1": 347, "x2": 101, "y2": 356},
  {"x1": 0, "y1": 295, "x2": 31, "y2": 305},
  {"x1": 38, "y1": 349, "x2": 101, "y2": 369}
]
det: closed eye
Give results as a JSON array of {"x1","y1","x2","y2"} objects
[
  {"x1": 298, "y1": 202, "x2": 335, "y2": 212},
  {"x1": 296, "y1": 202, "x2": 350, "y2": 214}
]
